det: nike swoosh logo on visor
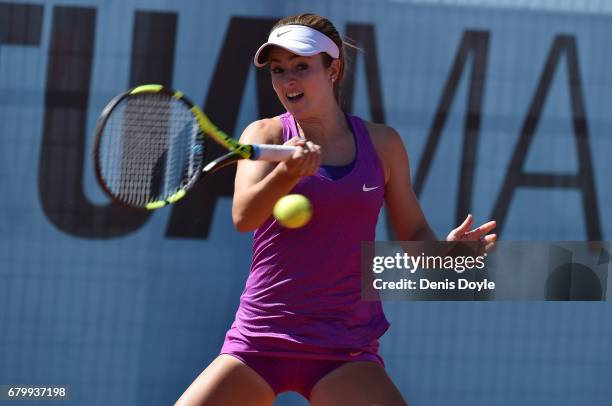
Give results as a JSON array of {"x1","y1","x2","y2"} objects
[
  {"x1": 362, "y1": 184, "x2": 379, "y2": 192},
  {"x1": 277, "y1": 30, "x2": 291, "y2": 37}
]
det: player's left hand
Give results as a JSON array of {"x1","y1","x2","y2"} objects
[{"x1": 446, "y1": 214, "x2": 497, "y2": 253}]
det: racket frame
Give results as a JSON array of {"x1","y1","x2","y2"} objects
[{"x1": 93, "y1": 84, "x2": 296, "y2": 210}]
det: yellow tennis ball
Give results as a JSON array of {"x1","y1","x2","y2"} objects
[{"x1": 273, "y1": 194, "x2": 313, "y2": 229}]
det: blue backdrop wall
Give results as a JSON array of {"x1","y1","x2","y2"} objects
[{"x1": 1, "y1": 0, "x2": 611, "y2": 405}]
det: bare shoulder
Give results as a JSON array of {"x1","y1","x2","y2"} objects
[
  {"x1": 363, "y1": 121, "x2": 408, "y2": 183},
  {"x1": 239, "y1": 116, "x2": 284, "y2": 145},
  {"x1": 363, "y1": 121, "x2": 404, "y2": 150}
]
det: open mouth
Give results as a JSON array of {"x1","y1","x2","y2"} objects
[{"x1": 286, "y1": 91, "x2": 304, "y2": 102}]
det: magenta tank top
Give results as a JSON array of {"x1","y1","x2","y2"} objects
[{"x1": 232, "y1": 112, "x2": 390, "y2": 350}]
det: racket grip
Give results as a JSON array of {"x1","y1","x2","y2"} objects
[{"x1": 251, "y1": 144, "x2": 298, "y2": 161}]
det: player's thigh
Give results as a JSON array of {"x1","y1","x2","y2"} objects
[
  {"x1": 310, "y1": 360, "x2": 407, "y2": 406},
  {"x1": 174, "y1": 354, "x2": 275, "y2": 406}
]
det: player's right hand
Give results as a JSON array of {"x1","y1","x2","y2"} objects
[{"x1": 278, "y1": 137, "x2": 321, "y2": 178}]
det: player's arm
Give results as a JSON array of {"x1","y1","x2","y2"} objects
[
  {"x1": 232, "y1": 119, "x2": 320, "y2": 232},
  {"x1": 370, "y1": 123, "x2": 437, "y2": 241}
]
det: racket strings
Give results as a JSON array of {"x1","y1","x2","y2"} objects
[{"x1": 98, "y1": 93, "x2": 205, "y2": 207}]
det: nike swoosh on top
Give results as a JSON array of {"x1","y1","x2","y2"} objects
[
  {"x1": 362, "y1": 184, "x2": 380, "y2": 192},
  {"x1": 276, "y1": 30, "x2": 291, "y2": 37}
]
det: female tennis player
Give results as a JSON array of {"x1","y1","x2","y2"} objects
[{"x1": 175, "y1": 13, "x2": 496, "y2": 405}]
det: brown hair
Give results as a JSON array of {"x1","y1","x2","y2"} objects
[{"x1": 269, "y1": 13, "x2": 358, "y2": 105}]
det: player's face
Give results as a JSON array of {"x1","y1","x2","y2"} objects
[{"x1": 267, "y1": 47, "x2": 335, "y2": 117}]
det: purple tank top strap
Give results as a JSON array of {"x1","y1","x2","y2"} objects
[
  {"x1": 347, "y1": 115, "x2": 367, "y2": 154},
  {"x1": 280, "y1": 112, "x2": 299, "y2": 142},
  {"x1": 347, "y1": 115, "x2": 383, "y2": 177}
]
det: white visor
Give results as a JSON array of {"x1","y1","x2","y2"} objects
[{"x1": 253, "y1": 25, "x2": 340, "y2": 67}]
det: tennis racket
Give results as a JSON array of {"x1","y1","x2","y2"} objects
[{"x1": 93, "y1": 84, "x2": 297, "y2": 209}]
